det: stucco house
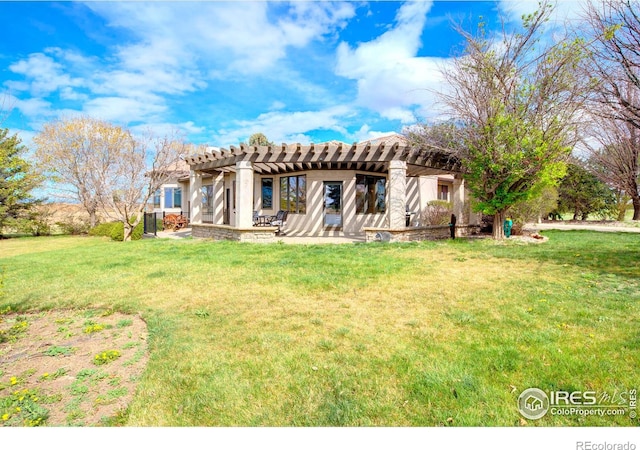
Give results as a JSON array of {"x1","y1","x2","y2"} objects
[
  {"x1": 176, "y1": 134, "x2": 480, "y2": 242},
  {"x1": 150, "y1": 159, "x2": 190, "y2": 216}
]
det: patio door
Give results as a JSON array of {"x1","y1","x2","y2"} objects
[
  {"x1": 323, "y1": 182, "x2": 343, "y2": 228},
  {"x1": 224, "y1": 188, "x2": 230, "y2": 225}
]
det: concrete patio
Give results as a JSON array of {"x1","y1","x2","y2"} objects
[{"x1": 148, "y1": 227, "x2": 366, "y2": 244}]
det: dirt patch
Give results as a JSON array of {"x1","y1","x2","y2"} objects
[
  {"x1": 0, "y1": 309, "x2": 149, "y2": 426},
  {"x1": 509, "y1": 234, "x2": 548, "y2": 244}
]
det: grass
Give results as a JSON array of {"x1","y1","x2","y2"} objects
[{"x1": 0, "y1": 232, "x2": 638, "y2": 426}]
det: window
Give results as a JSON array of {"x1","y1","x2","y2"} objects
[
  {"x1": 153, "y1": 190, "x2": 161, "y2": 208},
  {"x1": 356, "y1": 175, "x2": 386, "y2": 213},
  {"x1": 164, "y1": 187, "x2": 182, "y2": 209},
  {"x1": 280, "y1": 175, "x2": 306, "y2": 213},
  {"x1": 202, "y1": 185, "x2": 214, "y2": 223},
  {"x1": 261, "y1": 178, "x2": 273, "y2": 209},
  {"x1": 438, "y1": 184, "x2": 450, "y2": 201},
  {"x1": 202, "y1": 185, "x2": 213, "y2": 212}
]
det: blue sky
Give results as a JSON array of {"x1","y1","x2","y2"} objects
[{"x1": 1, "y1": 1, "x2": 582, "y2": 148}]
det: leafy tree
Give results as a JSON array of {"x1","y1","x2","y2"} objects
[
  {"x1": 508, "y1": 185, "x2": 559, "y2": 233},
  {"x1": 0, "y1": 129, "x2": 43, "y2": 237},
  {"x1": 611, "y1": 190, "x2": 632, "y2": 221},
  {"x1": 557, "y1": 163, "x2": 616, "y2": 220},
  {"x1": 248, "y1": 133, "x2": 274, "y2": 146},
  {"x1": 407, "y1": 2, "x2": 587, "y2": 238}
]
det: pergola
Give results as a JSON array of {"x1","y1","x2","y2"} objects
[
  {"x1": 185, "y1": 141, "x2": 462, "y2": 177},
  {"x1": 184, "y1": 141, "x2": 468, "y2": 238}
]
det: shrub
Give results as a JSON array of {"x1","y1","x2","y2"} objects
[
  {"x1": 88, "y1": 221, "x2": 143, "y2": 241},
  {"x1": 14, "y1": 217, "x2": 52, "y2": 237},
  {"x1": 55, "y1": 219, "x2": 91, "y2": 235},
  {"x1": 88, "y1": 222, "x2": 119, "y2": 238},
  {"x1": 420, "y1": 200, "x2": 453, "y2": 226},
  {"x1": 109, "y1": 221, "x2": 143, "y2": 241},
  {"x1": 508, "y1": 186, "x2": 558, "y2": 235}
]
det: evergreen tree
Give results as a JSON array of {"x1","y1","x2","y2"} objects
[
  {"x1": 248, "y1": 133, "x2": 274, "y2": 146},
  {"x1": 557, "y1": 163, "x2": 616, "y2": 220},
  {"x1": 0, "y1": 129, "x2": 42, "y2": 237}
]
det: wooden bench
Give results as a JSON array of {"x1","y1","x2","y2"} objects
[{"x1": 163, "y1": 213, "x2": 188, "y2": 232}]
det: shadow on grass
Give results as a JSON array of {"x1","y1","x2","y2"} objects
[{"x1": 464, "y1": 230, "x2": 640, "y2": 280}]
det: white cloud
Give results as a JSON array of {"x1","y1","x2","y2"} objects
[
  {"x1": 8, "y1": 51, "x2": 85, "y2": 97},
  {"x1": 212, "y1": 105, "x2": 352, "y2": 147},
  {"x1": 269, "y1": 101, "x2": 286, "y2": 111},
  {"x1": 499, "y1": 0, "x2": 586, "y2": 26},
  {"x1": 349, "y1": 124, "x2": 399, "y2": 143},
  {"x1": 12, "y1": 97, "x2": 56, "y2": 118},
  {"x1": 83, "y1": 97, "x2": 167, "y2": 124},
  {"x1": 4, "y1": 1, "x2": 360, "y2": 139},
  {"x1": 129, "y1": 121, "x2": 207, "y2": 141},
  {"x1": 85, "y1": 1, "x2": 356, "y2": 75},
  {"x1": 335, "y1": 1, "x2": 445, "y2": 122}
]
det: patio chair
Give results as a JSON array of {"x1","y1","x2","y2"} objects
[
  {"x1": 253, "y1": 211, "x2": 259, "y2": 226},
  {"x1": 269, "y1": 210, "x2": 288, "y2": 235}
]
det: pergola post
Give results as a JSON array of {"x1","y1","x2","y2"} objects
[
  {"x1": 452, "y1": 174, "x2": 465, "y2": 225},
  {"x1": 213, "y1": 171, "x2": 224, "y2": 224},
  {"x1": 236, "y1": 160, "x2": 254, "y2": 228},
  {"x1": 189, "y1": 169, "x2": 202, "y2": 224},
  {"x1": 388, "y1": 160, "x2": 407, "y2": 229}
]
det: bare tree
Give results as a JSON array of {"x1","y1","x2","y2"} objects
[
  {"x1": 408, "y1": 1, "x2": 587, "y2": 238},
  {"x1": 92, "y1": 131, "x2": 188, "y2": 241},
  {"x1": 585, "y1": 111, "x2": 639, "y2": 219},
  {"x1": 34, "y1": 117, "x2": 187, "y2": 240},
  {"x1": 34, "y1": 117, "x2": 126, "y2": 227},
  {"x1": 583, "y1": 0, "x2": 640, "y2": 126},
  {"x1": 581, "y1": 0, "x2": 640, "y2": 219}
]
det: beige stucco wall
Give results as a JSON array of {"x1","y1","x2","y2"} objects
[
  {"x1": 153, "y1": 181, "x2": 189, "y2": 214},
  {"x1": 406, "y1": 176, "x2": 439, "y2": 226},
  {"x1": 191, "y1": 169, "x2": 468, "y2": 233},
  {"x1": 256, "y1": 170, "x2": 388, "y2": 235}
]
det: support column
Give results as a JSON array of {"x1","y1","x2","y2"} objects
[
  {"x1": 464, "y1": 184, "x2": 478, "y2": 225},
  {"x1": 452, "y1": 174, "x2": 466, "y2": 225},
  {"x1": 388, "y1": 160, "x2": 407, "y2": 229},
  {"x1": 189, "y1": 169, "x2": 203, "y2": 224},
  {"x1": 235, "y1": 160, "x2": 254, "y2": 228},
  {"x1": 213, "y1": 172, "x2": 224, "y2": 225}
]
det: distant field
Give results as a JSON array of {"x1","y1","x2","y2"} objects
[{"x1": 1, "y1": 231, "x2": 638, "y2": 426}]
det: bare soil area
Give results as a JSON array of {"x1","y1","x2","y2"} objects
[{"x1": 0, "y1": 309, "x2": 149, "y2": 426}]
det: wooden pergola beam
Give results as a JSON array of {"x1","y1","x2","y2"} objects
[{"x1": 185, "y1": 142, "x2": 462, "y2": 174}]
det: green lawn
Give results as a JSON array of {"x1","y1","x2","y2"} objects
[{"x1": 0, "y1": 231, "x2": 638, "y2": 426}]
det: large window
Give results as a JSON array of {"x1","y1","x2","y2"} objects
[
  {"x1": 202, "y1": 185, "x2": 213, "y2": 223},
  {"x1": 164, "y1": 187, "x2": 182, "y2": 209},
  {"x1": 262, "y1": 178, "x2": 273, "y2": 209},
  {"x1": 356, "y1": 175, "x2": 386, "y2": 214},
  {"x1": 202, "y1": 185, "x2": 213, "y2": 212},
  {"x1": 280, "y1": 175, "x2": 306, "y2": 213}
]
